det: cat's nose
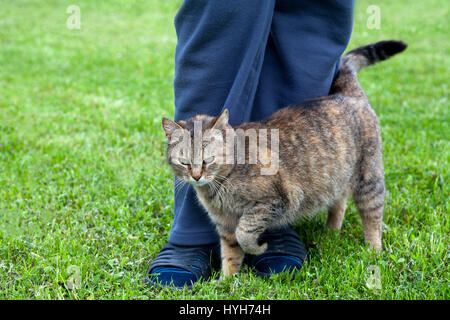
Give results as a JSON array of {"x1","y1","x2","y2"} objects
[
  {"x1": 191, "y1": 166, "x2": 203, "y2": 181},
  {"x1": 192, "y1": 170, "x2": 202, "y2": 181}
]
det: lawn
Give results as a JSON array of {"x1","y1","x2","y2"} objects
[{"x1": 0, "y1": 0, "x2": 448, "y2": 299}]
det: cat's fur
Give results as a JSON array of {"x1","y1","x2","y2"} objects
[{"x1": 162, "y1": 41, "x2": 407, "y2": 277}]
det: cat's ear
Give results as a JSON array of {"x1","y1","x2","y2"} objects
[
  {"x1": 211, "y1": 109, "x2": 229, "y2": 130},
  {"x1": 162, "y1": 118, "x2": 184, "y2": 141}
]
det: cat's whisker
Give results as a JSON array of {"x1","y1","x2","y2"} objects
[
  {"x1": 215, "y1": 174, "x2": 234, "y2": 194},
  {"x1": 211, "y1": 178, "x2": 227, "y2": 203},
  {"x1": 173, "y1": 178, "x2": 187, "y2": 197}
]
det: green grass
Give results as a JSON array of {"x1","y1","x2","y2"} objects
[{"x1": 0, "y1": 0, "x2": 448, "y2": 299}]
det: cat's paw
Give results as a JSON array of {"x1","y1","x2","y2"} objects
[
  {"x1": 243, "y1": 241, "x2": 268, "y2": 255},
  {"x1": 218, "y1": 271, "x2": 239, "y2": 281},
  {"x1": 366, "y1": 242, "x2": 382, "y2": 253},
  {"x1": 236, "y1": 229, "x2": 268, "y2": 255}
]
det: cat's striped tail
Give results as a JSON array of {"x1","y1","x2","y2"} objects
[
  {"x1": 330, "y1": 40, "x2": 407, "y2": 96},
  {"x1": 345, "y1": 40, "x2": 407, "y2": 72}
]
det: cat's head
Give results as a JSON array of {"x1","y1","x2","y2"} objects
[{"x1": 161, "y1": 109, "x2": 234, "y2": 187}]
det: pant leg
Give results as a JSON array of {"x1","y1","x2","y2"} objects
[
  {"x1": 169, "y1": 0, "x2": 276, "y2": 245},
  {"x1": 248, "y1": 0, "x2": 354, "y2": 240},
  {"x1": 250, "y1": 0, "x2": 355, "y2": 121}
]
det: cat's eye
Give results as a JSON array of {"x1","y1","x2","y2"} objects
[
  {"x1": 179, "y1": 158, "x2": 191, "y2": 166},
  {"x1": 203, "y1": 156, "x2": 215, "y2": 165}
]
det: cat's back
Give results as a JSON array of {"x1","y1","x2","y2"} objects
[
  {"x1": 237, "y1": 93, "x2": 376, "y2": 132},
  {"x1": 234, "y1": 92, "x2": 380, "y2": 166},
  {"x1": 268, "y1": 93, "x2": 374, "y2": 126}
]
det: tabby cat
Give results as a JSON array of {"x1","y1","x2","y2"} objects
[{"x1": 162, "y1": 40, "x2": 407, "y2": 277}]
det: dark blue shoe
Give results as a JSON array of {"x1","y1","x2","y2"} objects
[
  {"x1": 245, "y1": 229, "x2": 307, "y2": 278},
  {"x1": 145, "y1": 243, "x2": 220, "y2": 289}
]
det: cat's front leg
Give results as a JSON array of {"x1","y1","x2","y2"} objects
[
  {"x1": 235, "y1": 212, "x2": 270, "y2": 255},
  {"x1": 217, "y1": 226, "x2": 244, "y2": 278}
]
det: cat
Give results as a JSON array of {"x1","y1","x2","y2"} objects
[{"x1": 162, "y1": 40, "x2": 407, "y2": 277}]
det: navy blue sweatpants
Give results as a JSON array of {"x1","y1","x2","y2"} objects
[{"x1": 169, "y1": 0, "x2": 355, "y2": 245}]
